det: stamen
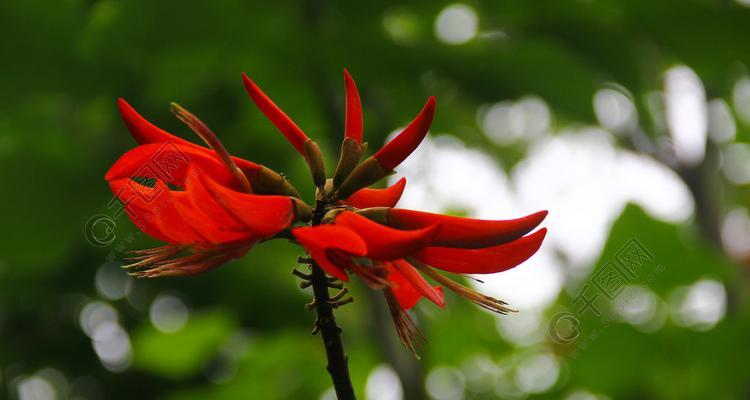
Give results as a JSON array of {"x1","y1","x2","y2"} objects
[
  {"x1": 169, "y1": 102, "x2": 254, "y2": 194},
  {"x1": 125, "y1": 243, "x2": 249, "y2": 278},
  {"x1": 383, "y1": 289, "x2": 426, "y2": 358},
  {"x1": 123, "y1": 245, "x2": 185, "y2": 268},
  {"x1": 410, "y1": 259, "x2": 516, "y2": 314}
]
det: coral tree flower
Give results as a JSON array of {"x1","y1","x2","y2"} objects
[
  {"x1": 106, "y1": 70, "x2": 548, "y2": 355},
  {"x1": 106, "y1": 100, "x2": 311, "y2": 277}
]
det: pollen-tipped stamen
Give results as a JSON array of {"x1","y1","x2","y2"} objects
[
  {"x1": 383, "y1": 289, "x2": 426, "y2": 358},
  {"x1": 410, "y1": 259, "x2": 516, "y2": 314},
  {"x1": 129, "y1": 253, "x2": 231, "y2": 278},
  {"x1": 170, "y1": 102, "x2": 254, "y2": 194},
  {"x1": 126, "y1": 243, "x2": 249, "y2": 278},
  {"x1": 123, "y1": 245, "x2": 186, "y2": 268}
]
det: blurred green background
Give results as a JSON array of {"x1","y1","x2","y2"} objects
[{"x1": 3, "y1": 0, "x2": 750, "y2": 399}]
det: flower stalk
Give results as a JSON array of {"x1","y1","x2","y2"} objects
[{"x1": 307, "y1": 199, "x2": 357, "y2": 400}]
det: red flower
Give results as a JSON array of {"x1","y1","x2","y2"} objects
[
  {"x1": 106, "y1": 99, "x2": 311, "y2": 277},
  {"x1": 106, "y1": 70, "x2": 547, "y2": 355}
]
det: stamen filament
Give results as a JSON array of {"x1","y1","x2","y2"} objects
[
  {"x1": 383, "y1": 289, "x2": 426, "y2": 358},
  {"x1": 409, "y1": 258, "x2": 516, "y2": 314},
  {"x1": 170, "y1": 102, "x2": 254, "y2": 194}
]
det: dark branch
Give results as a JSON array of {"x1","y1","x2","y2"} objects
[{"x1": 307, "y1": 200, "x2": 357, "y2": 400}]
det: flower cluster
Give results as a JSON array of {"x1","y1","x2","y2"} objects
[{"x1": 106, "y1": 70, "x2": 547, "y2": 354}]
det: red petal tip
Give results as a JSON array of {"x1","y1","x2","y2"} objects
[
  {"x1": 343, "y1": 177, "x2": 407, "y2": 209},
  {"x1": 374, "y1": 96, "x2": 436, "y2": 171},
  {"x1": 241, "y1": 73, "x2": 309, "y2": 155},
  {"x1": 529, "y1": 210, "x2": 549, "y2": 225},
  {"x1": 388, "y1": 208, "x2": 547, "y2": 248},
  {"x1": 343, "y1": 69, "x2": 363, "y2": 142},
  {"x1": 116, "y1": 98, "x2": 184, "y2": 145},
  {"x1": 414, "y1": 227, "x2": 547, "y2": 275}
]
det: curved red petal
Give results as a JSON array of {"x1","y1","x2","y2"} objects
[
  {"x1": 184, "y1": 167, "x2": 246, "y2": 231},
  {"x1": 241, "y1": 73, "x2": 309, "y2": 155},
  {"x1": 388, "y1": 267, "x2": 423, "y2": 310},
  {"x1": 414, "y1": 228, "x2": 547, "y2": 274},
  {"x1": 388, "y1": 209, "x2": 548, "y2": 249},
  {"x1": 109, "y1": 178, "x2": 204, "y2": 244},
  {"x1": 105, "y1": 143, "x2": 240, "y2": 189},
  {"x1": 343, "y1": 177, "x2": 406, "y2": 209},
  {"x1": 118, "y1": 98, "x2": 192, "y2": 145},
  {"x1": 172, "y1": 191, "x2": 255, "y2": 244},
  {"x1": 391, "y1": 260, "x2": 445, "y2": 308},
  {"x1": 334, "y1": 211, "x2": 439, "y2": 260},
  {"x1": 292, "y1": 225, "x2": 368, "y2": 281},
  {"x1": 199, "y1": 173, "x2": 294, "y2": 238},
  {"x1": 343, "y1": 69, "x2": 363, "y2": 142},
  {"x1": 109, "y1": 180, "x2": 172, "y2": 243},
  {"x1": 373, "y1": 97, "x2": 435, "y2": 171}
]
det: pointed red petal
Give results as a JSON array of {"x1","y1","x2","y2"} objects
[
  {"x1": 343, "y1": 69, "x2": 363, "y2": 142},
  {"x1": 109, "y1": 178, "x2": 204, "y2": 244},
  {"x1": 388, "y1": 209, "x2": 548, "y2": 248},
  {"x1": 343, "y1": 177, "x2": 406, "y2": 209},
  {"x1": 241, "y1": 73, "x2": 309, "y2": 155},
  {"x1": 199, "y1": 173, "x2": 295, "y2": 238},
  {"x1": 118, "y1": 98, "x2": 192, "y2": 145},
  {"x1": 292, "y1": 225, "x2": 367, "y2": 281},
  {"x1": 373, "y1": 97, "x2": 435, "y2": 171},
  {"x1": 391, "y1": 260, "x2": 445, "y2": 308},
  {"x1": 414, "y1": 228, "x2": 547, "y2": 274},
  {"x1": 334, "y1": 211, "x2": 439, "y2": 260}
]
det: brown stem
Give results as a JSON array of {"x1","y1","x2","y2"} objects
[{"x1": 308, "y1": 200, "x2": 356, "y2": 400}]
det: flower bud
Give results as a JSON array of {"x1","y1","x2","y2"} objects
[
  {"x1": 335, "y1": 156, "x2": 390, "y2": 199},
  {"x1": 354, "y1": 206, "x2": 390, "y2": 224},
  {"x1": 303, "y1": 139, "x2": 327, "y2": 188},
  {"x1": 252, "y1": 165, "x2": 302, "y2": 198},
  {"x1": 292, "y1": 198, "x2": 313, "y2": 222},
  {"x1": 333, "y1": 137, "x2": 365, "y2": 188}
]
